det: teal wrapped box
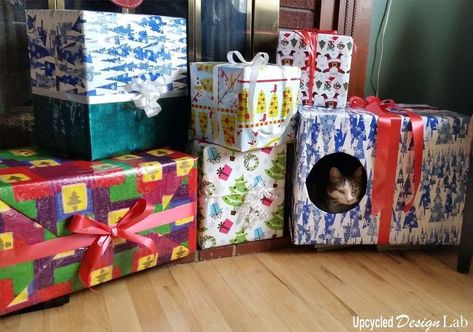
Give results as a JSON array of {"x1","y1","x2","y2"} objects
[
  {"x1": 33, "y1": 95, "x2": 189, "y2": 160},
  {"x1": 26, "y1": 10, "x2": 188, "y2": 160}
]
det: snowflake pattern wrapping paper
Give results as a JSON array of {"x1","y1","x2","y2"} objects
[
  {"x1": 0, "y1": 148, "x2": 197, "y2": 316},
  {"x1": 26, "y1": 10, "x2": 188, "y2": 160},
  {"x1": 194, "y1": 141, "x2": 286, "y2": 249},
  {"x1": 276, "y1": 31, "x2": 353, "y2": 108},
  {"x1": 292, "y1": 106, "x2": 473, "y2": 245},
  {"x1": 190, "y1": 61, "x2": 301, "y2": 152}
]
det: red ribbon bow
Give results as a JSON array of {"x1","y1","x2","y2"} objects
[
  {"x1": 69, "y1": 199, "x2": 157, "y2": 287},
  {"x1": 349, "y1": 96, "x2": 424, "y2": 245},
  {"x1": 295, "y1": 29, "x2": 337, "y2": 106}
]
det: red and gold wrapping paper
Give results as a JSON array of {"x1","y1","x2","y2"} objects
[{"x1": 0, "y1": 148, "x2": 197, "y2": 316}]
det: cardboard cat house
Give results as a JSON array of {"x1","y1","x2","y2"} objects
[{"x1": 291, "y1": 106, "x2": 473, "y2": 246}]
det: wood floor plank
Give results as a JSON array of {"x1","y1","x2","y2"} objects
[
  {"x1": 230, "y1": 254, "x2": 328, "y2": 331},
  {"x1": 192, "y1": 259, "x2": 263, "y2": 331},
  {"x1": 362, "y1": 251, "x2": 473, "y2": 317},
  {"x1": 147, "y1": 267, "x2": 203, "y2": 332},
  {"x1": 125, "y1": 272, "x2": 173, "y2": 332},
  {"x1": 211, "y1": 256, "x2": 298, "y2": 332},
  {"x1": 101, "y1": 279, "x2": 143, "y2": 332},
  {"x1": 1, "y1": 248, "x2": 472, "y2": 332},
  {"x1": 168, "y1": 264, "x2": 233, "y2": 332}
]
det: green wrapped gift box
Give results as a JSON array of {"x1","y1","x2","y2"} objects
[{"x1": 33, "y1": 95, "x2": 190, "y2": 160}]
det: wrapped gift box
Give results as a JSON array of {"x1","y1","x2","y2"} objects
[
  {"x1": 194, "y1": 141, "x2": 286, "y2": 249},
  {"x1": 190, "y1": 59, "x2": 301, "y2": 152},
  {"x1": 26, "y1": 10, "x2": 188, "y2": 160},
  {"x1": 33, "y1": 95, "x2": 189, "y2": 160},
  {"x1": 276, "y1": 31, "x2": 353, "y2": 108},
  {"x1": 292, "y1": 106, "x2": 473, "y2": 245},
  {"x1": 0, "y1": 147, "x2": 197, "y2": 316}
]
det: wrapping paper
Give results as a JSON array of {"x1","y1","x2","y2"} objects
[
  {"x1": 194, "y1": 141, "x2": 286, "y2": 248},
  {"x1": 190, "y1": 61, "x2": 301, "y2": 152},
  {"x1": 26, "y1": 10, "x2": 187, "y2": 99},
  {"x1": 0, "y1": 148, "x2": 197, "y2": 316},
  {"x1": 292, "y1": 106, "x2": 473, "y2": 245},
  {"x1": 33, "y1": 95, "x2": 189, "y2": 160},
  {"x1": 276, "y1": 31, "x2": 353, "y2": 108}
]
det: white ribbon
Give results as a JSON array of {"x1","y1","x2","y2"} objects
[
  {"x1": 235, "y1": 182, "x2": 276, "y2": 232},
  {"x1": 125, "y1": 77, "x2": 168, "y2": 118},
  {"x1": 211, "y1": 51, "x2": 270, "y2": 140}
]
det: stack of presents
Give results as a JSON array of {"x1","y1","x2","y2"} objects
[{"x1": 1, "y1": 8, "x2": 472, "y2": 316}]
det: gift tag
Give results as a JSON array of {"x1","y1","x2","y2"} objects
[{"x1": 111, "y1": 0, "x2": 143, "y2": 9}]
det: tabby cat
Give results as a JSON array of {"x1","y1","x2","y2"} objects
[{"x1": 322, "y1": 166, "x2": 363, "y2": 213}]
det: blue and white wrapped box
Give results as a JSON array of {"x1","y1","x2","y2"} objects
[
  {"x1": 26, "y1": 9, "x2": 187, "y2": 97},
  {"x1": 26, "y1": 10, "x2": 188, "y2": 160},
  {"x1": 292, "y1": 106, "x2": 473, "y2": 246}
]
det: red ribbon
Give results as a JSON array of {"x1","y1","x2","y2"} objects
[
  {"x1": 69, "y1": 199, "x2": 157, "y2": 287},
  {"x1": 295, "y1": 29, "x2": 337, "y2": 106},
  {"x1": 349, "y1": 96, "x2": 424, "y2": 244},
  {"x1": 0, "y1": 201, "x2": 196, "y2": 286}
]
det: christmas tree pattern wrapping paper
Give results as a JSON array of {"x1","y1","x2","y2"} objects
[
  {"x1": 276, "y1": 31, "x2": 353, "y2": 108},
  {"x1": 292, "y1": 106, "x2": 473, "y2": 245},
  {"x1": 194, "y1": 141, "x2": 286, "y2": 249},
  {"x1": 190, "y1": 59, "x2": 301, "y2": 152},
  {"x1": 26, "y1": 10, "x2": 188, "y2": 160},
  {"x1": 26, "y1": 10, "x2": 187, "y2": 97},
  {"x1": 0, "y1": 148, "x2": 197, "y2": 316}
]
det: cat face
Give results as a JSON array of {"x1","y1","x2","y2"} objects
[{"x1": 327, "y1": 166, "x2": 363, "y2": 206}]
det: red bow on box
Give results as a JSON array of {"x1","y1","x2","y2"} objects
[
  {"x1": 349, "y1": 96, "x2": 424, "y2": 245},
  {"x1": 69, "y1": 199, "x2": 157, "y2": 287}
]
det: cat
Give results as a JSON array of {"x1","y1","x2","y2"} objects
[{"x1": 322, "y1": 166, "x2": 363, "y2": 213}]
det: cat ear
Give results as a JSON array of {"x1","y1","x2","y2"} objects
[
  {"x1": 329, "y1": 167, "x2": 343, "y2": 181},
  {"x1": 353, "y1": 166, "x2": 363, "y2": 180}
]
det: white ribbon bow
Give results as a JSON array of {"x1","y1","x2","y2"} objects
[
  {"x1": 235, "y1": 182, "x2": 276, "y2": 232},
  {"x1": 125, "y1": 77, "x2": 168, "y2": 118},
  {"x1": 214, "y1": 51, "x2": 269, "y2": 111}
]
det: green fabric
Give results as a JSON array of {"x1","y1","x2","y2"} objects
[{"x1": 33, "y1": 95, "x2": 190, "y2": 160}]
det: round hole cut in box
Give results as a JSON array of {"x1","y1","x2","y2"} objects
[
  {"x1": 292, "y1": 107, "x2": 380, "y2": 246},
  {"x1": 306, "y1": 152, "x2": 367, "y2": 214}
]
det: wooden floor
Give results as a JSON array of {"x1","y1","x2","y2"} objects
[{"x1": 1, "y1": 247, "x2": 472, "y2": 332}]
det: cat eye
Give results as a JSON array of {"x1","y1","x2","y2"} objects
[{"x1": 338, "y1": 189, "x2": 345, "y2": 194}]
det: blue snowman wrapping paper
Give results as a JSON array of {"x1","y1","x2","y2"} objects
[
  {"x1": 292, "y1": 106, "x2": 473, "y2": 246},
  {"x1": 26, "y1": 9, "x2": 187, "y2": 98},
  {"x1": 194, "y1": 141, "x2": 286, "y2": 249}
]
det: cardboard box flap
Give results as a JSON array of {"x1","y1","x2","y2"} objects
[{"x1": 0, "y1": 148, "x2": 197, "y2": 238}]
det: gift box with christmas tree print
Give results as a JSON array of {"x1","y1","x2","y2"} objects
[
  {"x1": 26, "y1": 10, "x2": 188, "y2": 160},
  {"x1": 276, "y1": 30, "x2": 353, "y2": 108},
  {"x1": 292, "y1": 105, "x2": 472, "y2": 246},
  {"x1": 190, "y1": 52, "x2": 301, "y2": 152},
  {"x1": 0, "y1": 147, "x2": 197, "y2": 316},
  {"x1": 194, "y1": 141, "x2": 286, "y2": 249}
]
